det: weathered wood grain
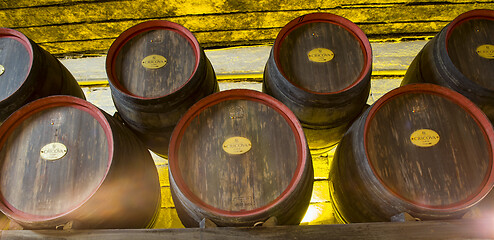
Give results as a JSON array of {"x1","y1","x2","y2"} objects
[
  {"x1": 0, "y1": 106, "x2": 108, "y2": 217},
  {"x1": 0, "y1": 38, "x2": 31, "y2": 101},
  {"x1": 29, "y1": 22, "x2": 444, "y2": 56},
  {"x1": 0, "y1": 96, "x2": 161, "y2": 229},
  {"x1": 0, "y1": 28, "x2": 85, "y2": 122},
  {"x1": 177, "y1": 99, "x2": 299, "y2": 211},
  {"x1": 80, "y1": 79, "x2": 401, "y2": 116},
  {"x1": 402, "y1": 9, "x2": 494, "y2": 122},
  {"x1": 169, "y1": 89, "x2": 313, "y2": 227},
  {"x1": 1, "y1": 1, "x2": 493, "y2": 28},
  {"x1": 2, "y1": 0, "x2": 494, "y2": 9},
  {"x1": 331, "y1": 84, "x2": 494, "y2": 223},
  {"x1": 367, "y1": 93, "x2": 490, "y2": 206},
  {"x1": 264, "y1": 13, "x2": 372, "y2": 153},
  {"x1": 1, "y1": 1, "x2": 492, "y2": 56},
  {"x1": 107, "y1": 21, "x2": 219, "y2": 157},
  {"x1": 447, "y1": 18, "x2": 494, "y2": 90},
  {"x1": 278, "y1": 22, "x2": 364, "y2": 92},
  {"x1": 60, "y1": 41, "x2": 426, "y2": 85},
  {"x1": 114, "y1": 29, "x2": 195, "y2": 98}
]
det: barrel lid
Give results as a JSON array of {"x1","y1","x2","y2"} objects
[
  {"x1": 106, "y1": 20, "x2": 201, "y2": 99},
  {"x1": 169, "y1": 89, "x2": 308, "y2": 217},
  {"x1": 273, "y1": 12, "x2": 372, "y2": 94},
  {"x1": 364, "y1": 83, "x2": 494, "y2": 211},
  {"x1": 0, "y1": 96, "x2": 113, "y2": 222},
  {"x1": 0, "y1": 28, "x2": 33, "y2": 102},
  {"x1": 445, "y1": 9, "x2": 494, "y2": 91}
]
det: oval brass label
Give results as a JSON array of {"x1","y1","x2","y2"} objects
[
  {"x1": 40, "y1": 143, "x2": 67, "y2": 161},
  {"x1": 141, "y1": 55, "x2": 167, "y2": 69},
  {"x1": 476, "y1": 45, "x2": 494, "y2": 59},
  {"x1": 410, "y1": 129, "x2": 440, "y2": 147},
  {"x1": 222, "y1": 137, "x2": 252, "y2": 155},
  {"x1": 308, "y1": 48, "x2": 334, "y2": 63}
]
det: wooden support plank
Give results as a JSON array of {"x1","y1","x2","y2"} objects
[
  {"x1": 60, "y1": 41, "x2": 426, "y2": 83},
  {"x1": 209, "y1": 78, "x2": 400, "y2": 108},
  {"x1": 11, "y1": 3, "x2": 493, "y2": 41},
  {"x1": 0, "y1": 0, "x2": 108, "y2": 9},
  {"x1": 312, "y1": 155, "x2": 331, "y2": 180},
  {"x1": 310, "y1": 180, "x2": 331, "y2": 203},
  {"x1": 81, "y1": 78, "x2": 400, "y2": 126},
  {"x1": 38, "y1": 27, "x2": 431, "y2": 57},
  {"x1": 31, "y1": 24, "x2": 434, "y2": 56},
  {"x1": 2, "y1": 0, "x2": 493, "y2": 28},
  {"x1": 160, "y1": 187, "x2": 174, "y2": 209},
  {"x1": 151, "y1": 208, "x2": 185, "y2": 229},
  {"x1": 303, "y1": 202, "x2": 341, "y2": 225},
  {"x1": 1, "y1": 219, "x2": 493, "y2": 239}
]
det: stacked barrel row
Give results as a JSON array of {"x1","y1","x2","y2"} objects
[
  {"x1": 0, "y1": 28, "x2": 161, "y2": 228},
  {"x1": 0, "y1": 8, "x2": 493, "y2": 229},
  {"x1": 0, "y1": 17, "x2": 312, "y2": 228},
  {"x1": 329, "y1": 9, "x2": 494, "y2": 223},
  {"x1": 264, "y1": 9, "x2": 494, "y2": 223},
  {"x1": 104, "y1": 21, "x2": 313, "y2": 227}
]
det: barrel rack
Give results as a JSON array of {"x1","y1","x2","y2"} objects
[
  {"x1": 0, "y1": 41, "x2": 491, "y2": 238},
  {"x1": 1, "y1": 1, "x2": 494, "y2": 237}
]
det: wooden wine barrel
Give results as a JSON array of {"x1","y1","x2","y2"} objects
[
  {"x1": 263, "y1": 12, "x2": 372, "y2": 153},
  {"x1": 0, "y1": 96, "x2": 160, "y2": 229},
  {"x1": 168, "y1": 89, "x2": 313, "y2": 227},
  {"x1": 402, "y1": 9, "x2": 494, "y2": 122},
  {"x1": 0, "y1": 28, "x2": 85, "y2": 123},
  {"x1": 330, "y1": 83, "x2": 494, "y2": 223},
  {"x1": 106, "y1": 20, "x2": 218, "y2": 157}
]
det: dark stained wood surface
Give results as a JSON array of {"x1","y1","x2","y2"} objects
[
  {"x1": 330, "y1": 84, "x2": 494, "y2": 223},
  {"x1": 0, "y1": 106, "x2": 108, "y2": 217},
  {"x1": 107, "y1": 20, "x2": 218, "y2": 157},
  {"x1": 1, "y1": 219, "x2": 494, "y2": 239},
  {"x1": 366, "y1": 92, "x2": 490, "y2": 207},
  {"x1": 0, "y1": 37, "x2": 30, "y2": 101},
  {"x1": 0, "y1": 28, "x2": 85, "y2": 123},
  {"x1": 402, "y1": 10, "x2": 494, "y2": 122},
  {"x1": 177, "y1": 99, "x2": 298, "y2": 212},
  {"x1": 447, "y1": 18, "x2": 494, "y2": 90},
  {"x1": 0, "y1": 96, "x2": 161, "y2": 229},
  {"x1": 169, "y1": 90, "x2": 312, "y2": 227},
  {"x1": 264, "y1": 13, "x2": 372, "y2": 153},
  {"x1": 278, "y1": 22, "x2": 365, "y2": 93},
  {"x1": 114, "y1": 29, "x2": 196, "y2": 98}
]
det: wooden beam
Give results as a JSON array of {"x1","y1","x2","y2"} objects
[
  {"x1": 2, "y1": 0, "x2": 493, "y2": 9},
  {"x1": 2, "y1": 0, "x2": 493, "y2": 27},
  {"x1": 1, "y1": 219, "x2": 493, "y2": 239},
  {"x1": 60, "y1": 41, "x2": 426, "y2": 83},
  {"x1": 2, "y1": 0, "x2": 492, "y2": 55}
]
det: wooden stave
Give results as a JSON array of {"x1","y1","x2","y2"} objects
[
  {"x1": 0, "y1": 28, "x2": 85, "y2": 123},
  {"x1": 330, "y1": 83, "x2": 494, "y2": 223},
  {"x1": 168, "y1": 89, "x2": 313, "y2": 227},
  {"x1": 106, "y1": 20, "x2": 218, "y2": 157},
  {"x1": 169, "y1": 160, "x2": 314, "y2": 228},
  {"x1": 0, "y1": 96, "x2": 160, "y2": 229},
  {"x1": 401, "y1": 9, "x2": 494, "y2": 122},
  {"x1": 262, "y1": 12, "x2": 372, "y2": 151}
]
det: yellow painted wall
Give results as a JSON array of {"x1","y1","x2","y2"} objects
[{"x1": 1, "y1": 0, "x2": 493, "y2": 56}]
